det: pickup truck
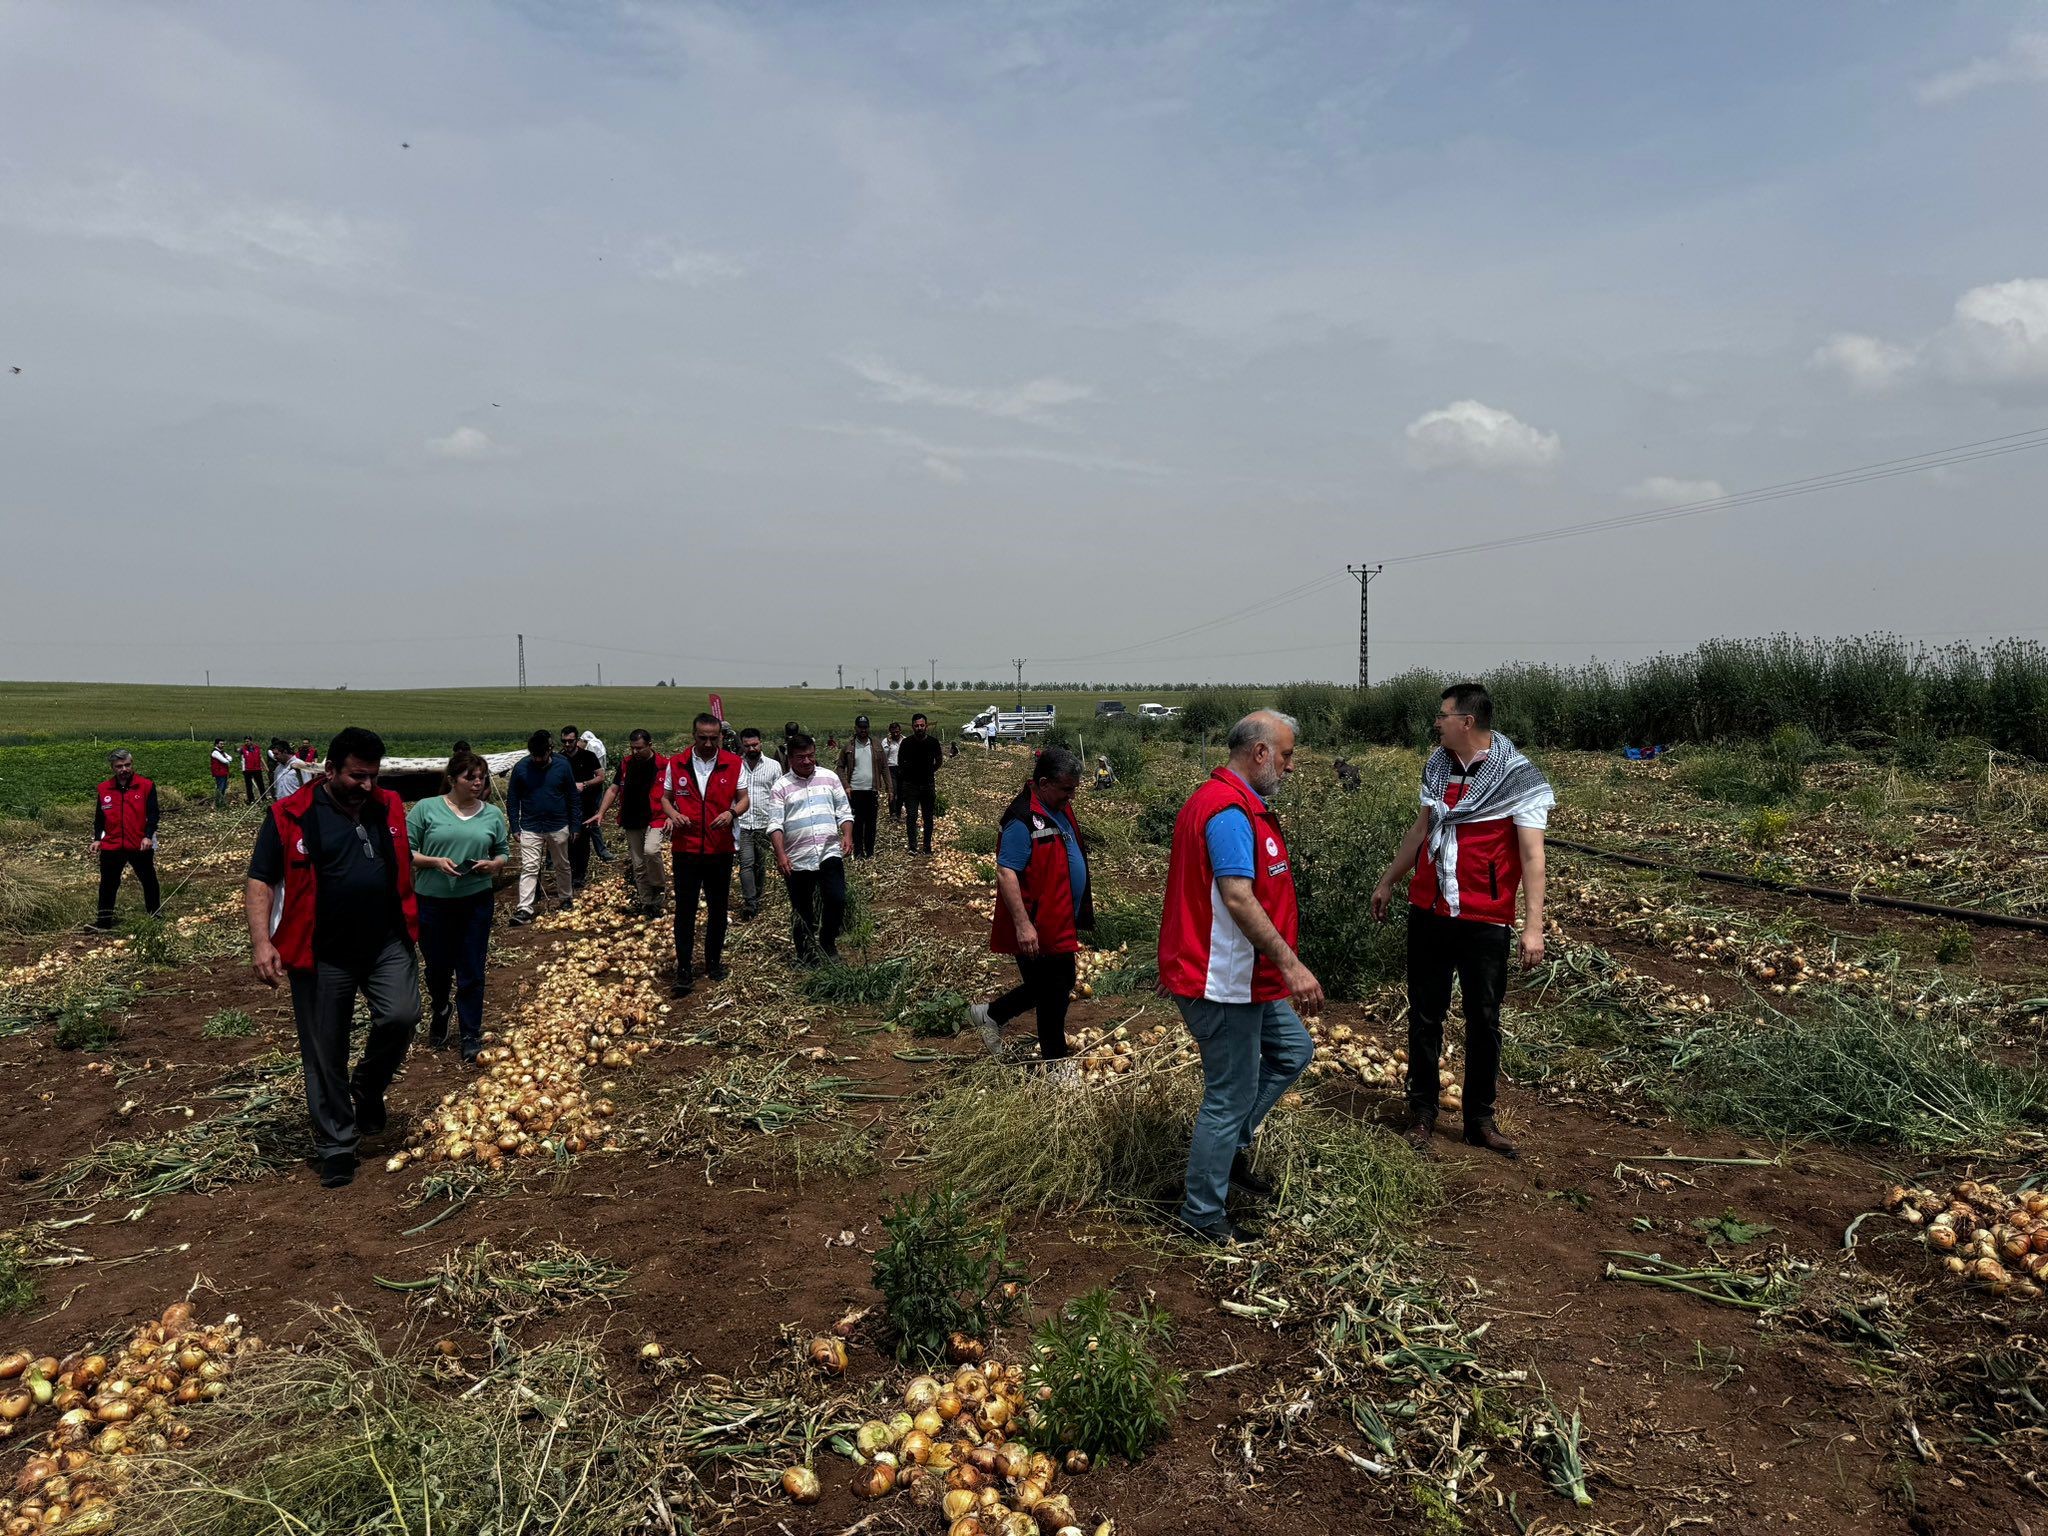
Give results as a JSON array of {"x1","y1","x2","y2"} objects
[
  {"x1": 962, "y1": 706, "x2": 1058, "y2": 741},
  {"x1": 1137, "y1": 702, "x2": 1181, "y2": 721}
]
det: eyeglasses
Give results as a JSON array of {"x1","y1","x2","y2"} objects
[
  {"x1": 354, "y1": 824, "x2": 380, "y2": 863},
  {"x1": 1435, "y1": 708, "x2": 1469, "y2": 721}
]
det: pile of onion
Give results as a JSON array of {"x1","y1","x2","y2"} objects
[
  {"x1": 1064, "y1": 1023, "x2": 1196, "y2": 1085},
  {"x1": 387, "y1": 913, "x2": 666, "y2": 1174},
  {"x1": 1305, "y1": 1020, "x2": 1462, "y2": 1106},
  {"x1": 1882, "y1": 1180, "x2": 2048, "y2": 1300},
  {"x1": 0, "y1": 1302, "x2": 255, "y2": 1535},
  {"x1": 1068, "y1": 945, "x2": 1130, "y2": 1002},
  {"x1": 783, "y1": 1351, "x2": 1112, "y2": 1536}
]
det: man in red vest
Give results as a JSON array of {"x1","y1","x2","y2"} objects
[
  {"x1": 968, "y1": 747, "x2": 1093, "y2": 1070},
  {"x1": 93, "y1": 749, "x2": 162, "y2": 929},
  {"x1": 661, "y1": 712, "x2": 749, "y2": 995},
  {"x1": 243, "y1": 727, "x2": 422, "y2": 1189},
  {"x1": 239, "y1": 736, "x2": 267, "y2": 803},
  {"x1": 1157, "y1": 711, "x2": 1321, "y2": 1244},
  {"x1": 1372, "y1": 682, "x2": 1553, "y2": 1160}
]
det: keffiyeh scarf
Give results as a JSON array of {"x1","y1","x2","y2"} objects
[{"x1": 1420, "y1": 733, "x2": 1555, "y2": 917}]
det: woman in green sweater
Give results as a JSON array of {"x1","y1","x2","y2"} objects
[{"x1": 406, "y1": 751, "x2": 511, "y2": 1062}]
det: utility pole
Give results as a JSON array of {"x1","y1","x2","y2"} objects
[
  {"x1": 1345, "y1": 565, "x2": 1382, "y2": 688},
  {"x1": 838, "y1": 664, "x2": 844, "y2": 690},
  {"x1": 517, "y1": 633, "x2": 527, "y2": 691},
  {"x1": 929, "y1": 658, "x2": 937, "y2": 697},
  {"x1": 1013, "y1": 658, "x2": 1025, "y2": 710},
  {"x1": 205, "y1": 670, "x2": 210, "y2": 687}
]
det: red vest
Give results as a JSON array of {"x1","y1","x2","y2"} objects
[
  {"x1": 210, "y1": 751, "x2": 231, "y2": 779},
  {"x1": 1408, "y1": 778, "x2": 1522, "y2": 926},
  {"x1": 663, "y1": 750, "x2": 745, "y2": 856},
  {"x1": 263, "y1": 784, "x2": 420, "y2": 972},
  {"x1": 240, "y1": 744, "x2": 262, "y2": 773},
  {"x1": 1158, "y1": 768, "x2": 1299, "y2": 1004},
  {"x1": 95, "y1": 776, "x2": 154, "y2": 852},
  {"x1": 990, "y1": 785, "x2": 1091, "y2": 957}
]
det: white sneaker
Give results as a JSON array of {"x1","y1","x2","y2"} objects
[{"x1": 968, "y1": 1003, "x2": 1003, "y2": 1058}]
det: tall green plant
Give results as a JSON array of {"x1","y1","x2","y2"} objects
[
  {"x1": 870, "y1": 1187, "x2": 1023, "y2": 1365},
  {"x1": 1026, "y1": 1288, "x2": 1186, "y2": 1460}
]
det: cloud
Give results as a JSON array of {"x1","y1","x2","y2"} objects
[
  {"x1": 1915, "y1": 31, "x2": 2048, "y2": 105},
  {"x1": 1931, "y1": 278, "x2": 2048, "y2": 386},
  {"x1": 816, "y1": 422, "x2": 1165, "y2": 476},
  {"x1": 1807, "y1": 332, "x2": 1918, "y2": 392},
  {"x1": 631, "y1": 237, "x2": 746, "y2": 286},
  {"x1": 842, "y1": 356, "x2": 1095, "y2": 426},
  {"x1": 920, "y1": 455, "x2": 967, "y2": 484},
  {"x1": 1625, "y1": 475, "x2": 1727, "y2": 505},
  {"x1": 11, "y1": 171, "x2": 384, "y2": 271},
  {"x1": 1811, "y1": 280, "x2": 2048, "y2": 394},
  {"x1": 425, "y1": 426, "x2": 501, "y2": 460},
  {"x1": 1404, "y1": 400, "x2": 1560, "y2": 473}
]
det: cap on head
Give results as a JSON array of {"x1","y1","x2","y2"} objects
[{"x1": 855, "y1": 715, "x2": 870, "y2": 728}]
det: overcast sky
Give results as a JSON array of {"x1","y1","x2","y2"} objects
[{"x1": 4, "y1": 1, "x2": 2047, "y2": 690}]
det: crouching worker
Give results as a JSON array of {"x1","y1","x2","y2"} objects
[
  {"x1": 968, "y1": 747, "x2": 1093, "y2": 1073},
  {"x1": 244, "y1": 727, "x2": 421, "y2": 1189},
  {"x1": 1158, "y1": 711, "x2": 1321, "y2": 1245}
]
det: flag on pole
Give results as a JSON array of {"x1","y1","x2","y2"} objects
[{"x1": 709, "y1": 692, "x2": 725, "y2": 722}]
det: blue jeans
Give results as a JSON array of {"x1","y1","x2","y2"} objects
[
  {"x1": 1177, "y1": 995, "x2": 1315, "y2": 1227},
  {"x1": 418, "y1": 891, "x2": 494, "y2": 1050}
]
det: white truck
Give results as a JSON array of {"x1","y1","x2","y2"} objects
[
  {"x1": 1138, "y1": 702, "x2": 1181, "y2": 721},
  {"x1": 961, "y1": 705, "x2": 1058, "y2": 741}
]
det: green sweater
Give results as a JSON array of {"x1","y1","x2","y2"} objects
[{"x1": 405, "y1": 796, "x2": 510, "y2": 900}]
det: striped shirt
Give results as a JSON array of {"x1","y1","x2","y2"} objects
[{"x1": 768, "y1": 767, "x2": 853, "y2": 871}]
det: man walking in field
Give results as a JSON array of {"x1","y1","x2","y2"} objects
[
  {"x1": 836, "y1": 715, "x2": 889, "y2": 860},
  {"x1": 589, "y1": 729, "x2": 667, "y2": 917},
  {"x1": 884, "y1": 721, "x2": 905, "y2": 821},
  {"x1": 1158, "y1": 711, "x2": 1320, "y2": 1245},
  {"x1": 245, "y1": 727, "x2": 421, "y2": 1189},
  {"x1": 733, "y1": 727, "x2": 782, "y2": 921},
  {"x1": 768, "y1": 733, "x2": 854, "y2": 963},
  {"x1": 662, "y1": 713, "x2": 748, "y2": 995},
  {"x1": 209, "y1": 738, "x2": 233, "y2": 809},
  {"x1": 561, "y1": 725, "x2": 606, "y2": 894},
  {"x1": 1372, "y1": 682, "x2": 1553, "y2": 1160},
  {"x1": 896, "y1": 712, "x2": 944, "y2": 855},
  {"x1": 239, "y1": 736, "x2": 267, "y2": 803},
  {"x1": 93, "y1": 749, "x2": 162, "y2": 929},
  {"x1": 506, "y1": 729, "x2": 578, "y2": 926}
]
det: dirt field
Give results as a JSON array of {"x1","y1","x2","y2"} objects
[{"x1": 1, "y1": 743, "x2": 2043, "y2": 1535}]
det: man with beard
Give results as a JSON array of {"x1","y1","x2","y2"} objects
[
  {"x1": 245, "y1": 727, "x2": 421, "y2": 1189},
  {"x1": 767, "y1": 733, "x2": 854, "y2": 963},
  {"x1": 733, "y1": 728, "x2": 782, "y2": 921},
  {"x1": 1157, "y1": 711, "x2": 1320, "y2": 1245},
  {"x1": 589, "y1": 729, "x2": 667, "y2": 917},
  {"x1": 896, "y1": 713, "x2": 944, "y2": 854},
  {"x1": 835, "y1": 715, "x2": 889, "y2": 860},
  {"x1": 93, "y1": 749, "x2": 162, "y2": 929},
  {"x1": 1372, "y1": 681, "x2": 1553, "y2": 1160},
  {"x1": 661, "y1": 712, "x2": 748, "y2": 995},
  {"x1": 561, "y1": 725, "x2": 606, "y2": 894}
]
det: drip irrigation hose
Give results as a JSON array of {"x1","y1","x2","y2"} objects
[{"x1": 1546, "y1": 836, "x2": 2048, "y2": 934}]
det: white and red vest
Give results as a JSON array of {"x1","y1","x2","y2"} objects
[
  {"x1": 663, "y1": 749, "x2": 745, "y2": 856},
  {"x1": 95, "y1": 776, "x2": 155, "y2": 852},
  {"x1": 1158, "y1": 768, "x2": 1299, "y2": 1004},
  {"x1": 264, "y1": 784, "x2": 419, "y2": 972},
  {"x1": 1409, "y1": 772, "x2": 1522, "y2": 926}
]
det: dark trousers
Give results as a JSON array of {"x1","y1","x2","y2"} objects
[
  {"x1": 213, "y1": 775, "x2": 229, "y2": 809},
  {"x1": 988, "y1": 951, "x2": 1077, "y2": 1060},
  {"x1": 95, "y1": 849, "x2": 161, "y2": 929},
  {"x1": 889, "y1": 772, "x2": 903, "y2": 820},
  {"x1": 1405, "y1": 906, "x2": 1509, "y2": 1126},
  {"x1": 569, "y1": 827, "x2": 592, "y2": 890},
  {"x1": 903, "y1": 781, "x2": 937, "y2": 851},
  {"x1": 418, "y1": 891, "x2": 493, "y2": 1049},
  {"x1": 848, "y1": 790, "x2": 879, "y2": 858},
  {"x1": 785, "y1": 858, "x2": 847, "y2": 962},
  {"x1": 673, "y1": 851, "x2": 732, "y2": 983},
  {"x1": 243, "y1": 770, "x2": 266, "y2": 803},
  {"x1": 287, "y1": 937, "x2": 420, "y2": 1160}
]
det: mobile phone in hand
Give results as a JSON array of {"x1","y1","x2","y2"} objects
[{"x1": 453, "y1": 858, "x2": 477, "y2": 876}]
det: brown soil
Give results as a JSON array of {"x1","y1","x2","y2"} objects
[{"x1": 2, "y1": 764, "x2": 2042, "y2": 1536}]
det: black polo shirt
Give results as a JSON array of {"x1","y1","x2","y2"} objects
[{"x1": 248, "y1": 786, "x2": 407, "y2": 968}]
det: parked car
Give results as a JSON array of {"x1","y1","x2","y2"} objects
[
  {"x1": 1137, "y1": 702, "x2": 1181, "y2": 721},
  {"x1": 1095, "y1": 700, "x2": 1128, "y2": 720}
]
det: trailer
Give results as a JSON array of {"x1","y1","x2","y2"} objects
[{"x1": 961, "y1": 705, "x2": 1057, "y2": 741}]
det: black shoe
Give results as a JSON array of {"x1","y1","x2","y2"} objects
[
  {"x1": 352, "y1": 1085, "x2": 388, "y2": 1137},
  {"x1": 1404, "y1": 1111, "x2": 1437, "y2": 1155},
  {"x1": 1169, "y1": 1213, "x2": 1250, "y2": 1246},
  {"x1": 509, "y1": 909, "x2": 534, "y2": 927},
  {"x1": 460, "y1": 1045, "x2": 483, "y2": 1066},
  {"x1": 319, "y1": 1153, "x2": 357, "y2": 1188},
  {"x1": 706, "y1": 963, "x2": 728, "y2": 982},
  {"x1": 737, "y1": 907, "x2": 757, "y2": 922},
  {"x1": 427, "y1": 1013, "x2": 450, "y2": 1049},
  {"x1": 671, "y1": 979, "x2": 693, "y2": 998},
  {"x1": 1229, "y1": 1151, "x2": 1276, "y2": 1201}
]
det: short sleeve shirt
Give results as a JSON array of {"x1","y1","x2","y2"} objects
[
  {"x1": 1203, "y1": 769, "x2": 1265, "y2": 879},
  {"x1": 248, "y1": 787, "x2": 406, "y2": 967},
  {"x1": 997, "y1": 807, "x2": 1087, "y2": 900}
]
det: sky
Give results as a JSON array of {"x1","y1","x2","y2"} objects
[{"x1": 3, "y1": 0, "x2": 2047, "y2": 691}]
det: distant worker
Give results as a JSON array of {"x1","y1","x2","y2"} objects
[
  {"x1": 239, "y1": 735, "x2": 267, "y2": 803},
  {"x1": 1373, "y1": 682, "x2": 1553, "y2": 1162},
  {"x1": 1092, "y1": 754, "x2": 1117, "y2": 790},
  {"x1": 506, "y1": 729, "x2": 578, "y2": 927},
  {"x1": 589, "y1": 729, "x2": 667, "y2": 918},
  {"x1": 561, "y1": 725, "x2": 606, "y2": 894},
  {"x1": 733, "y1": 728, "x2": 782, "y2": 921},
  {"x1": 407, "y1": 750, "x2": 510, "y2": 1063},
  {"x1": 884, "y1": 722, "x2": 905, "y2": 822},
  {"x1": 271, "y1": 737, "x2": 317, "y2": 800},
  {"x1": 836, "y1": 715, "x2": 889, "y2": 861},
  {"x1": 244, "y1": 728, "x2": 421, "y2": 1190},
  {"x1": 661, "y1": 713, "x2": 748, "y2": 996},
  {"x1": 93, "y1": 749, "x2": 162, "y2": 929},
  {"x1": 298, "y1": 739, "x2": 317, "y2": 765},
  {"x1": 767, "y1": 733, "x2": 853, "y2": 963},
  {"x1": 1158, "y1": 711, "x2": 1320, "y2": 1245},
  {"x1": 968, "y1": 747, "x2": 1092, "y2": 1073},
  {"x1": 776, "y1": 721, "x2": 802, "y2": 771},
  {"x1": 1333, "y1": 757, "x2": 1361, "y2": 793},
  {"x1": 897, "y1": 713, "x2": 944, "y2": 855},
  {"x1": 209, "y1": 737, "x2": 233, "y2": 809}
]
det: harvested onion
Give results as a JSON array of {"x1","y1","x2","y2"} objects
[{"x1": 780, "y1": 1466, "x2": 820, "y2": 1504}]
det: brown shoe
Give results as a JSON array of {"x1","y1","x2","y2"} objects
[
  {"x1": 1403, "y1": 1112, "x2": 1436, "y2": 1154},
  {"x1": 1463, "y1": 1118, "x2": 1519, "y2": 1160}
]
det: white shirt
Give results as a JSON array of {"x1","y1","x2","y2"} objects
[
  {"x1": 273, "y1": 760, "x2": 310, "y2": 798},
  {"x1": 210, "y1": 748, "x2": 233, "y2": 771},
  {"x1": 849, "y1": 738, "x2": 874, "y2": 790},
  {"x1": 736, "y1": 755, "x2": 782, "y2": 830},
  {"x1": 884, "y1": 738, "x2": 901, "y2": 767},
  {"x1": 1454, "y1": 746, "x2": 1551, "y2": 829},
  {"x1": 768, "y1": 768, "x2": 853, "y2": 871},
  {"x1": 690, "y1": 751, "x2": 716, "y2": 798}
]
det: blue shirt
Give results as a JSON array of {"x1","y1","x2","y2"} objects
[
  {"x1": 506, "y1": 755, "x2": 579, "y2": 836},
  {"x1": 997, "y1": 806, "x2": 1087, "y2": 901},
  {"x1": 1203, "y1": 769, "x2": 1265, "y2": 879}
]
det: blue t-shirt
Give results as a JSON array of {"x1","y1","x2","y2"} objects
[
  {"x1": 1203, "y1": 769, "x2": 1265, "y2": 879},
  {"x1": 997, "y1": 807, "x2": 1087, "y2": 901}
]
